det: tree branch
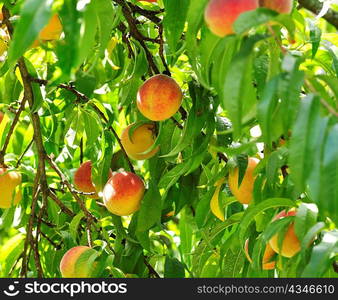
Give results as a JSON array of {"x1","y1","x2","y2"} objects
[{"x1": 299, "y1": 0, "x2": 338, "y2": 29}]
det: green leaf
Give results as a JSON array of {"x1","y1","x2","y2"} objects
[
  {"x1": 319, "y1": 124, "x2": 338, "y2": 223},
  {"x1": 137, "y1": 181, "x2": 161, "y2": 232},
  {"x1": 238, "y1": 198, "x2": 295, "y2": 244},
  {"x1": 222, "y1": 35, "x2": 264, "y2": 139},
  {"x1": 7, "y1": 0, "x2": 53, "y2": 67},
  {"x1": 234, "y1": 8, "x2": 278, "y2": 35},
  {"x1": 164, "y1": 256, "x2": 185, "y2": 278},
  {"x1": 69, "y1": 211, "x2": 85, "y2": 243},
  {"x1": 302, "y1": 230, "x2": 338, "y2": 277},
  {"x1": 289, "y1": 95, "x2": 323, "y2": 191},
  {"x1": 294, "y1": 203, "x2": 318, "y2": 242},
  {"x1": 163, "y1": 0, "x2": 189, "y2": 53}
]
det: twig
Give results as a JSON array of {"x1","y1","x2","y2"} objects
[
  {"x1": 113, "y1": 0, "x2": 160, "y2": 74},
  {"x1": 46, "y1": 154, "x2": 96, "y2": 221},
  {"x1": 0, "y1": 97, "x2": 27, "y2": 165},
  {"x1": 48, "y1": 190, "x2": 75, "y2": 217},
  {"x1": 90, "y1": 103, "x2": 136, "y2": 173},
  {"x1": 143, "y1": 256, "x2": 160, "y2": 278},
  {"x1": 40, "y1": 231, "x2": 62, "y2": 250},
  {"x1": 158, "y1": 24, "x2": 171, "y2": 76},
  {"x1": 16, "y1": 138, "x2": 34, "y2": 167},
  {"x1": 298, "y1": 0, "x2": 338, "y2": 30}
]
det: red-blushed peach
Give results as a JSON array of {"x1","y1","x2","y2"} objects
[
  {"x1": 137, "y1": 74, "x2": 183, "y2": 121},
  {"x1": 228, "y1": 157, "x2": 259, "y2": 205},
  {"x1": 103, "y1": 171, "x2": 145, "y2": 216},
  {"x1": 260, "y1": 0, "x2": 293, "y2": 14},
  {"x1": 59, "y1": 246, "x2": 97, "y2": 278},
  {"x1": 0, "y1": 167, "x2": 22, "y2": 209},
  {"x1": 121, "y1": 123, "x2": 159, "y2": 160},
  {"x1": 204, "y1": 0, "x2": 259, "y2": 37},
  {"x1": 244, "y1": 239, "x2": 276, "y2": 270},
  {"x1": 0, "y1": 111, "x2": 4, "y2": 124},
  {"x1": 74, "y1": 161, "x2": 98, "y2": 199},
  {"x1": 269, "y1": 210, "x2": 301, "y2": 258}
]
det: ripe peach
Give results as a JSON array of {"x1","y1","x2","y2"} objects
[
  {"x1": 244, "y1": 239, "x2": 276, "y2": 270},
  {"x1": 269, "y1": 210, "x2": 301, "y2": 258},
  {"x1": 121, "y1": 123, "x2": 159, "y2": 160},
  {"x1": 260, "y1": 0, "x2": 293, "y2": 14},
  {"x1": 0, "y1": 111, "x2": 4, "y2": 124},
  {"x1": 74, "y1": 161, "x2": 98, "y2": 199},
  {"x1": 59, "y1": 246, "x2": 97, "y2": 278},
  {"x1": 204, "y1": 0, "x2": 259, "y2": 37},
  {"x1": 103, "y1": 171, "x2": 145, "y2": 216},
  {"x1": 228, "y1": 157, "x2": 259, "y2": 205},
  {"x1": 39, "y1": 14, "x2": 62, "y2": 41},
  {"x1": 0, "y1": 167, "x2": 22, "y2": 209},
  {"x1": 31, "y1": 14, "x2": 62, "y2": 48},
  {"x1": 137, "y1": 74, "x2": 183, "y2": 121}
]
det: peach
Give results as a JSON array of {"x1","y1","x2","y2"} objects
[
  {"x1": 121, "y1": 123, "x2": 159, "y2": 160},
  {"x1": 59, "y1": 246, "x2": 97, "y2": 278},
  {"x1": 74, "y1": 161, "x2": 98, "y2": 199},
  {"x1": 0, "y1": 112, "x2": 4, "y2": 124},
  {"x1": 0, "y1": 167, "x2": 22, "y2": 209},
  {"x1": 260, "y1": 0, "x2": 293, "y2": 14},
  {"x1": 31, "y1": 14, "x2": 62, "y2": 48},
  {"x1": 204, "y1": 0, "x2": 259, "y2": 37},
  {"x1": 39, "y1": 14, "x2": 62, "y2": 41},
  {"x1": 269, "y1": 210, "x2": 301, "y2": 258},
  {"x1": 137, "y1": 74, "x2": 183, "y2": 121},
  {"x1": 228, "y1": 157, "x2": 259, "y2": 205},
  {"x1": 244, "y1": 239, "x2": 276, "y2": 270},
  {"x1": 103, "y1": 171, "x2": 145, "y2": 216}
]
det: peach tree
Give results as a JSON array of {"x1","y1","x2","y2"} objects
[{"x1": 0, "y1": 0, "x2": 338, "y2": 278}]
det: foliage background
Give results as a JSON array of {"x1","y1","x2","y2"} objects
[{"x1": 0, "y1": 0, "x2": 338, "y2": 278}]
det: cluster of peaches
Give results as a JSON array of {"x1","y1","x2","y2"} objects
[{"x1": 1, "y1": 0, "x2": 300, "y2": 276}]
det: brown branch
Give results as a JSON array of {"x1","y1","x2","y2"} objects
[
  {"x1": 143, "y1": 256, "x2": 160, "y2": 278},
  {"x1": 48, "y1": 190, "x2": 75, "y2": 217},
  {"x1": 113, "y1": 0, "x2": 160, "y2": 74},
  {"x1": 45, "y1": 154, "x2": 96, "y2": 221},
  {"x1": 30, "y1": 235, "x2": 43, "y2": 278},
  {"x1": 128, "y1": 1, "x2": 163, "y2": 24},
  {"x1": 40, "y1": 231, "x2": 62, "y2": 250},
  {"x1": 0, "y1": 97, "x2": 27, "y2": 165},
  {"x1": 16, "y1": 138, "x2": 34, "y2": 168},
  {"x1": 158, "y1": 24, "x2": 171, "y2": 76},
  {"x1": 298, "y1": 0, "x2": 338, "y2": 29}
]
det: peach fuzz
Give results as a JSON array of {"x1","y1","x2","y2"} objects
[
  {"x1": 103, "y1": 171, "x2": 145, "y2": 216},
  {"x1": 121, "y1": 123, "x2": 159, "y2": 160},
  {"x1": 269, "y1": 210, "x2": 301, "y2": 258},
  {"x1": 0, "y1": 167, "x2": 22, "y2": 209},
  {"x1": 228, "y1": 157, "x2": 259, "y2": 205},
  {"x1": 137, "y1": 74, "x2": 183, "y2": 121},
  {"x1": 73, "y1": 161, "x2": 98, "y2": 199},
  {"x1": 204, "y1": 0, "x2": 259, "y2": 37},
  {"x1": 59, "y1": 246, "x2": 96, "y2": 278},
  {"x1": 260, "y1": 0, "x2": 293, "y2": 14}
]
